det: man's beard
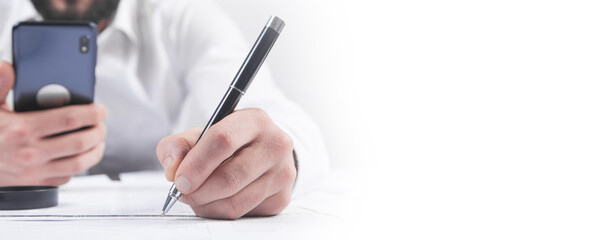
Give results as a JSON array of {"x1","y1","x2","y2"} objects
[{"x1": 30, "y1": 0, "x2": 121, "y2": 25}]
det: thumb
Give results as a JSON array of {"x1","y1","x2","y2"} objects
[
  {"x1": 0, "y1": 61, "x2": 15, "y2": 106},
  {"x1": 156, "y1": 127, "x2": 203, "y2": 182}
]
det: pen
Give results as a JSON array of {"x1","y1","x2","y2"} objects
[{"x1": 161, "y1": 16, "x2": 285, "y2": 215}]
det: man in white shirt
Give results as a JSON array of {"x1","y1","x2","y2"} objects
[{"x1": 0, "y1": 0, "x2": 329, "y2": 219}]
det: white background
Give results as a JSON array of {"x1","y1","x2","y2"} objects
[{"x1": 218, "y1": 0, "x2": 590, "y2": 238}]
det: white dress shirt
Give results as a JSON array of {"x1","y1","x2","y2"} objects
[{"x1": 0, "y1": 0, "x2": 329, "y2": 197}]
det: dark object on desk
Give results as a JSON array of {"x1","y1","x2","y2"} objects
[
  {"x1": 161, "y1": 15, "x2": 286, "y2": 215},
  {"x1": 0, "y1": 186, "x2": 58, "y2": 210}
]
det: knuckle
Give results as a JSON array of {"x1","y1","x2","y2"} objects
[
  {"x1": 72, "y1": 138, "x2": 88, "y2": 152},
  {"x1": 176, "y1": 147, "x2": 190, "y2": 161},
  {"x1": 250, "y1": 108, "x2": 271, "y2": 125},
  {"x1": 220, "y1": 170, "x2": 241, "y2": 194},
  {"x1": 61, "y1": 112, "x2": 79, "y2": 129},
  {"x1": 224, "y1": 198, "x2": 245, "y2": 220},
  {"x1": 271, "y1": 132, "x2": 294, "y2": 153},
  {"x1": 169, "y1": 136, "x2": 190, "y2": 158},
  {"x1": 278, "y1": 166, "x2": 297, "y2": 186},
  {"x1": 5, "y1": 123, "x2": 32, "y2": 143},
  {"x1": 16, "y1": 147, "x2": 40, "y2": 165},
  {"x1": 212, "y1": 129, "x2": 234, "y2": 152}
]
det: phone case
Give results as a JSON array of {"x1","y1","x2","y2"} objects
[{"x1": 12, "y1": 22, "x2": 97, "y2": 112}]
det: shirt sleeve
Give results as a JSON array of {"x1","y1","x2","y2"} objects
[{"x1": 161, "y1": 0, "x2": 330, "y2": 197}]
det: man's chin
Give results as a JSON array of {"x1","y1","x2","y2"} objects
[{"x1": 30, "y1": 0, "x2": 120, "y2": 25}]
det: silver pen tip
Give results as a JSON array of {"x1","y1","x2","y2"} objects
[
  {"x1": 161, "y1": 211, "x2": 166, "y2": 216},
  {"x1": 161, "y1": 195, "x2": 178, "y2": 215}
]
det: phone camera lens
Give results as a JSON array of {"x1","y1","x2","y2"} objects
[{"x1": 79, "y1": 36, "x2": 90, "y2": 53}]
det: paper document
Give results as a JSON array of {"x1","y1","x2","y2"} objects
[
  {"x1": 0, "y1": 172, "x2": 195, "y2": 220},
  {"x1": 0, "y1": 171, "x2": 349, "y2": 240}
]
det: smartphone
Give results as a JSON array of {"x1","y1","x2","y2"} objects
[{"x1": 12, "y1": 22, "x2": 97, "y2": 112}]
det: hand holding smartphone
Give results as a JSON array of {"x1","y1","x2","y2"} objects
[{"x1": 0, "y1": 22, "x2": 106, "y2": 187}]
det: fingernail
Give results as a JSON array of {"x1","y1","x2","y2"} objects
[
  {"x1": 163, "y1": 156, "x2": 172, "y2": 168},
  {"x1": 175, "y1": 176, "x2": 191, "y2": 192}
]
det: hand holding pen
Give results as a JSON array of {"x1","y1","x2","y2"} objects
[{"x1": 156, "y1": 16, "x2": 297, "y2": 219}]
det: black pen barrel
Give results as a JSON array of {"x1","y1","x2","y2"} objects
[
  {"x1": 195, "y1": 16, "x2": 285, "y2": 144},
  {"x1": 231, "y1": 16, "x2": 284, "y2": 92},
  {"x1": 196, "y1": 87, "x2": 243, "y2": 143}
]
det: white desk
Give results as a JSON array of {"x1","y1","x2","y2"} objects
[{"x1": 0, "y1": 171, "x2": 351, "y2": 240}]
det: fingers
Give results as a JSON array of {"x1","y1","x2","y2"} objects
[
  {"x1": 7, "y1": 142, "x2": 105, "y2": 186},
  {"x1": 23, "y1": 104, "x2": 108, "y2": 138},
  {"x1": 160, "y1": 108, "x2": 297, "y2": 219},
  {"x1": 3, "y1": 124, "x2": 106, "y2": 168},
  {"x1": 156, "y1": 127, "x2": 202, "y2": 181},
  {"x1": 38, "y1": 123, "x2": 106, "y2": 161},
  {"x1": 183, "y1": 141, "x2": 274, "y2": 206},
  {"x1": 187, "y1": 172, "x2": 278, "y2": 219},
  {"x1": 0, "y1": 61, "x2": 15, "y2": 107},
  {"x1": 43, "y1": 142, "x2": 105, "y2": 179},
  {"x1": 187, "y1": 168, "x2": 295, "y2": 219},
  {"x1": 174, "y1": 109, "x2": 269, "y2": 194},
  {"x1": 246, "y1": 189, "x2": 293, "y2": 217}
]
